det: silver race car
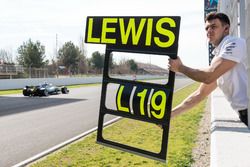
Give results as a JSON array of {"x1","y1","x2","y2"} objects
[{"x1": 23, "y1": 82, "x2": 69, "y2": 96}]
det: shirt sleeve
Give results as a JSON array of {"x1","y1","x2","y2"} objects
[{"x1": 218, "y1": 38, "x2": 246, "y2": 63}]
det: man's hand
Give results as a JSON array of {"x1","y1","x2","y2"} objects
[{"x1": 168, "y1": 56, "x2": 183, "y2": 72}]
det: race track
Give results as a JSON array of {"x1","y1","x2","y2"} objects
[{"x1": 0, "y1": 78, "x2": 193, "y2": 166}]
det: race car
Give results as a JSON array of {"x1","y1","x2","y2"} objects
[{"x1": 23, "y1": 82, "x2": 69, "y2": 96}]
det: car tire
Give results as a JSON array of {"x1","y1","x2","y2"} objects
[
  {"x1": 23, "y1": 89, "x2": 30, "y2": 96},
  {"x1": 61, "y1": 87, "x2": 69, "y2": 94}
]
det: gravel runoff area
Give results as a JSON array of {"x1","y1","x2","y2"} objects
[{"x1": 191, "y1": 97, "x2": 211, "y2": 167}]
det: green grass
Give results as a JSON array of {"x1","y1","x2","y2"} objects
[
  {"x1": 0, "y1": 89, "x2": 22, "y2": 95},
  {"x1": 30, "y1": 82, "x2": 206, "y2": 167},
  {"x1": 66, "y1": 83, "x2": 100, "y2": 89}
]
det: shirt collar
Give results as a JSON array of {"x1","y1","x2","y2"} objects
[{"x1": 212, "y1": 35, "x2": 230, "y2": 55}]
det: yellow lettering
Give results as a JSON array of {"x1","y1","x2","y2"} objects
[
  {"x1": 86, "y1": 17, "x2": 178, "y2": 48},
  {"x1": 87, "y1": 18, "x2": 100, "y2": 43},
  {"x1": 154, "y1": 18, "x2": 176, "y2": 48},
  {"x1": 151, "y1": 90, "x2": 166, "y2": 119},
  {"x1": 119, "y1": 18, "x2": 146, "y2": 45},
  {"x1": 137, "y1": 89, "x2": 147, "y2": 115},
  {"x1": 101, "y1": 18, "x2": 117, "y2": 44},
  {"x1": 145, "y1": 18, "x2": 153, "y2": 46},
  {"x1": 117, "y1": 85, "x2": 129, "y2": 112}
]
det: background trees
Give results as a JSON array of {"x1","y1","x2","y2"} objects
[
  {"x1": 17, "y1": 39, "x2": 48, "y2": 68},
  {"x1": 57, "y1": 41, "x2": 88, "y2": 75},
  {"x1": 90, "y1": 51, "x2": 104, "y2": 73},
  {"x1": 2, "y1": 38, "x2": 141, "y2": 77},
  {"x1": 0, "y1": 49, "x2": 14, "y2": 64},
  {"x1": 127, "y1": 59, "x2": 138, "y2": 73}
]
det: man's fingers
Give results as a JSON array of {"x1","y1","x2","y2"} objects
[
  {"x1": 168, "y1": 59, "x2": 176, "y2": 71},
  {"x1": 167, "y1": 56, "x2": 182, "y2": 73}
]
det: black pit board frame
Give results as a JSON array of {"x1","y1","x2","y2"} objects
[{"x1": 85, "y1": 16, "x2": 181, "y2": 162}]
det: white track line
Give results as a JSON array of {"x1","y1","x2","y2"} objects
[
  {"x1": 175, "y1": 81, "x2": 195, "y2": 92},
  {"x1": 13, "y1": 117, "x2": 121, "y2": 167}
]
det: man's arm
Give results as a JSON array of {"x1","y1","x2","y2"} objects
[
  {"x1": 172, "y1": 82, "x2": 217, "y2": 115},
  {"x1": 169, "y1": 56, "x2": 237, "y2": 84}
]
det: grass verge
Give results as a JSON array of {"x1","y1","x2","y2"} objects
[
  {"x1": 0, "y1": 89, "x2": 22, "y2": 95},
  {"x1": 29, "y1": 82, "x2": 206, "y2": 167}
]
